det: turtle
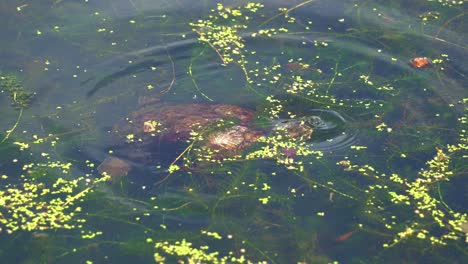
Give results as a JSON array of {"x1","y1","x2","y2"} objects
[{"x1": 97, "y1": 95, "x2": 314, "y2": 176}]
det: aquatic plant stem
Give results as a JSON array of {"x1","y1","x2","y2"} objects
[
  {"x1": 154, "y1": 140, "x2": 197, "y2": 186},
  {"x1": 1, "y1": 107, "x2": 23, "y2": 144},
  {"x1": 163, "y1": 201, "x2": 194, "y2": 211},
  {"x1": 435, "y1": 12, "x2": 466, "y2": 38},
  {"x1": 193, "y1": 29, "x2": 227, "y2": 64},
  {"x1": 189, "y1": 48, "x2": 214, "y2": 101},
  {"x1": 326, "y1": 61, "x2": 340, "y2": 96},
  {"x1": 159, "y1": 48, "x2": 176, "y2": 95},
  {"x1": 293, "y1": 170, "x2": 357, "y2": 200},
  {"x1": 437, "y1": 183, "x2": 453, "y2": 212},
  {"x1": 258, "y1": 0, "x2": 318, "y2": 28},
  {"x1": 61, "y1": 175, "x2": 110, "y2": 207},
  {"x1": 242, "y1": 239, "x2": 278, "y2": 264}
]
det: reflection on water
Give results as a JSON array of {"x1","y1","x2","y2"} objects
[{"x1": 0, "y1": 0, "x2": 467, "y2": 263}]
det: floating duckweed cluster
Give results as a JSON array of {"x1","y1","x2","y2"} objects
[
  {"x1": 190, "y1": 2, "x2": 388, "y2": 117},
  {"x1": 340, "y1": 100, "x2": 468, "y2": 247},
  {"x1": 1, "y1": 129, "x2": 110, "y2": 234},
  {"x1": 419, "y1": 11, "x2": 440, "y2": 22},
  {"x1": 429, "y1": 0, "x2": 465, "y2": 7},
  {"x1": 0, "y1": 172, "x2": 109, "y2": 233},
  {"x1": 245, "y1": 127, "x2": 322, "y2": 170},
  {"x1": 154, "y1": 231, "x2": 262, "y2": 264},
  {"x1": 0, "y1": 72, "x2": 34, "y2": 109},
  {"x1": 189, "y1": 3, "x2": 263, "y2": 69}
]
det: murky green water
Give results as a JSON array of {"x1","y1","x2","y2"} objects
[{"x1": 0, "y1": 0, "x2": 467, "y2": 263}]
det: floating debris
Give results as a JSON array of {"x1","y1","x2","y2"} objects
[{"x1": 409, "y1": 57, "x2": 431, "y2": 68}]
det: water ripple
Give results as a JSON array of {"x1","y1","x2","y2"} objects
[{"x1": 290, "y1": 109, "x2": 359, "y2": 153}]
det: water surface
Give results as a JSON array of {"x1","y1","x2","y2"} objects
[{"x1": 0, "y1": 0, "x2": 466, "y2": 263}]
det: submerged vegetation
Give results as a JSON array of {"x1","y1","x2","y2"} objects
[
  {"x1": 0, "y1": 72, "x2": 34, "y2": 109},
  {"x1": 149, "y1": 3, "x2": 468, "y2": 261},
  {"x1": 342, "y1": 110, "x2": 467, "y2": 247},
  {"x1": 0, "y1": 0, "x2": 466, "y2": 263}
]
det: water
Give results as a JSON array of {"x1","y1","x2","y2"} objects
[{"x1": 0, "y1": 0, "x2": 467, "y2": 263}]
